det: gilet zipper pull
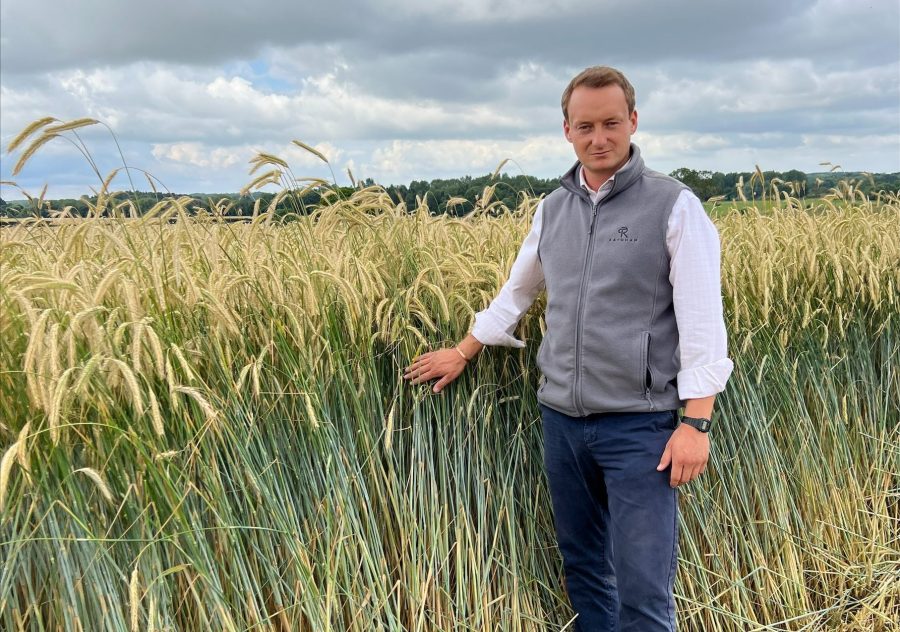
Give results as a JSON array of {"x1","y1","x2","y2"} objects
[{"x1": 588, "y1": 203, "x2": 599, "y2": 234}]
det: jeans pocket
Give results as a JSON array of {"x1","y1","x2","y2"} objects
[{"x1": 652, "y1": 410, "x2": 678, "y2": 432}]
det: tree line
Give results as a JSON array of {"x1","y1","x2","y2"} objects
[{"x1": 3, "y1": 169, "x2": 898, "y2": 219}]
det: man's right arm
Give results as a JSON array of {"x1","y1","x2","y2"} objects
[
  {"x1": 403, "y1": 201, "x2": 546, "y2": 391},
  {"x1": 468, "y1": 200, "x2": 546, "y2": 353}
]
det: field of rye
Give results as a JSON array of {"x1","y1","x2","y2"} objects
[{"x1": 1, "y1": 128, "x2": 899, "y2": 630}]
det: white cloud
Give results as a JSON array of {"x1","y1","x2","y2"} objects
[
  {"x1": 151, "y1": 142, "x2": 244, "y2": 169},
  {"x1": 283, "y1": 141, "x2": 345, "y2": 167},
  {"x1": 366, "y1": 136, "x2": 574, "y2": 182},
  {"x1": 639, "y1": 60, "x2": 898, "y2": 128},
  {"x1": 633, "y1": 132, "x2": 731, "y2": 158}
]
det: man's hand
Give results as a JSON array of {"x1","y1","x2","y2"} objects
[
  {"x1": 656, "y1": 423, "x2": 709, "y2": 487},
  {"x1": 402, "y1": 348, "x2": 467, "y2": 393}
]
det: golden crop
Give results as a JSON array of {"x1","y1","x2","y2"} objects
[{"x1": 0, "y1": 174, "x2": 897, "y2": 630}]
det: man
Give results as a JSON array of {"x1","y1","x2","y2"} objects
[{"x1": 402, "y1": 66, "x2": 733, "y2": 631}]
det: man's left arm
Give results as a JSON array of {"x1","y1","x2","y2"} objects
[{"x1": 656, "y1": 189, "x2": 735, "y2": 487}]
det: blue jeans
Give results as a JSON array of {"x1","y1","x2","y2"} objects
[{"x1": 539, "y1": 403, "x2": 680, "y2": 632}]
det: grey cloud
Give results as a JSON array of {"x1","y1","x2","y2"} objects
[
  {"x1": 3, "y1": 0, "x2": 897, "y2": 147},
  {"x1": 0, "y1": 1, "x2": 370, "y2": 73},
  {"x1": 3, "y1": 0, "x2": 897, "y2": 79},
  {"x1": 272, "y1": 0, "x2": 899, "y2": 106},
  {"x1": 1, "y1": 0, "x2": 897, "y2": 198}
]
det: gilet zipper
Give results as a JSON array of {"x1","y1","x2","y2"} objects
[
  {"x1": 643, "y1": 332, "x2": 657, "y2": 411},
  {"x1": 573, "y1": 198, "x2": 600, "y2": 417}
]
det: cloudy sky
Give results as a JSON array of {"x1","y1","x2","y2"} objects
[{"x1": 1, "y1": 0, "x2": 898, "y2": 199}]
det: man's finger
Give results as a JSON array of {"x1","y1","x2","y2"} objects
[
  {"x1": 406, "y1": 353, "x2": 431, "y2": 369},
  {"x1": 410, "y1": 371, "x2": 431, "y2": 385},
  {"x1": 670, "y1": 463, "x2": 684, "y2": 487},
  {"x1": 405, "y1": 362, "x2": 431, "y2": 378},
  {"x1": 433, "y1": 377, "x2": 449, "y2": 393},
  {"x1": 656, "y1": 444, "x2": 672, "y2": 471},
  {"x1": 417, "y1": 368, "x2": 441, "y2": 384},
  {"x1": 406, "y1": 361, "x2": 431, "y2": 374},
  {"x1": 684, "y1": 465, "x2": 699, "y2": 484},
  {"x1": 405, "y1": 358, "x2": 427, "y2": 373}
]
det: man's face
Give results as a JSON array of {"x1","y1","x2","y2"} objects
[{"x1": 563, "y1": 84, "x2": 638, "y2": 187}]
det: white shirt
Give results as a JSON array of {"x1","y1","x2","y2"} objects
[{"x1": 470, "y1": 158, "x2": 735, "y2": 400}]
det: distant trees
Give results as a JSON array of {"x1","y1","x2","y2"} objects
[
  {"x1": 669, "y1": 167, "x2": 810, "y2": 200},
  {"x1": 667, "y1": 168, "x2": 899, "y2": 201},
  {"x1": 668, "y1": 168, "x2": 720, "y2": 201},
  {"x1": 3, "y1": 170, "x2": 898, "y2": 219},
  {"x1": 382, "y1": 173, "x2": 559, "y2": 216},
  {"x1": 0, "y1": 188, "x2": 351, "y2": 219}
]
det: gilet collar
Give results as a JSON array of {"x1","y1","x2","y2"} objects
[{"x1": 560, "y1": 143, "x2": 644, "y2": 204}]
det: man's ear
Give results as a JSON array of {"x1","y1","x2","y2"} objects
[
  {"x1": 563, "y1": 118, "x2": 573, "y2": 143},
  {"x1": 630, "y1": 109, "x2": 638, "y2": 134}
]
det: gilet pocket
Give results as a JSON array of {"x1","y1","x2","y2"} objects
[{"x1": 638, "y1": 330, "x2": 654, "y2": 393}]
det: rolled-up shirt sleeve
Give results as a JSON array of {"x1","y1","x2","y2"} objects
[
  {"x1": 667, "y1": 189, "x2": 735, "y2": 399},
  {"x1": 471, "y1": 201, "x2": 546, "y2": 347}
]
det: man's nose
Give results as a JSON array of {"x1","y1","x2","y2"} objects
[{"x1": 590, "y1": 129, "x2": 607, "y2": 146}]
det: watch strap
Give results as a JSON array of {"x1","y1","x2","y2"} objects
[{"x1": 679, "y1": 415, "x2": 711, "y2": 432}]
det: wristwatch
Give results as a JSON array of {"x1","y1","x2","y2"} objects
[{"x1": 679, "y1": 415, "x2": 711, "y2": 433}]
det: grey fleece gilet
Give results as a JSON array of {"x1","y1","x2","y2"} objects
[{"x1": 535, "y1": 144, "x2": 688, "y2": 417}]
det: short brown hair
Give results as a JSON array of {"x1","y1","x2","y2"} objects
[{"x1": 561, "y1": 66, "x2": 636, "y2": 120}]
